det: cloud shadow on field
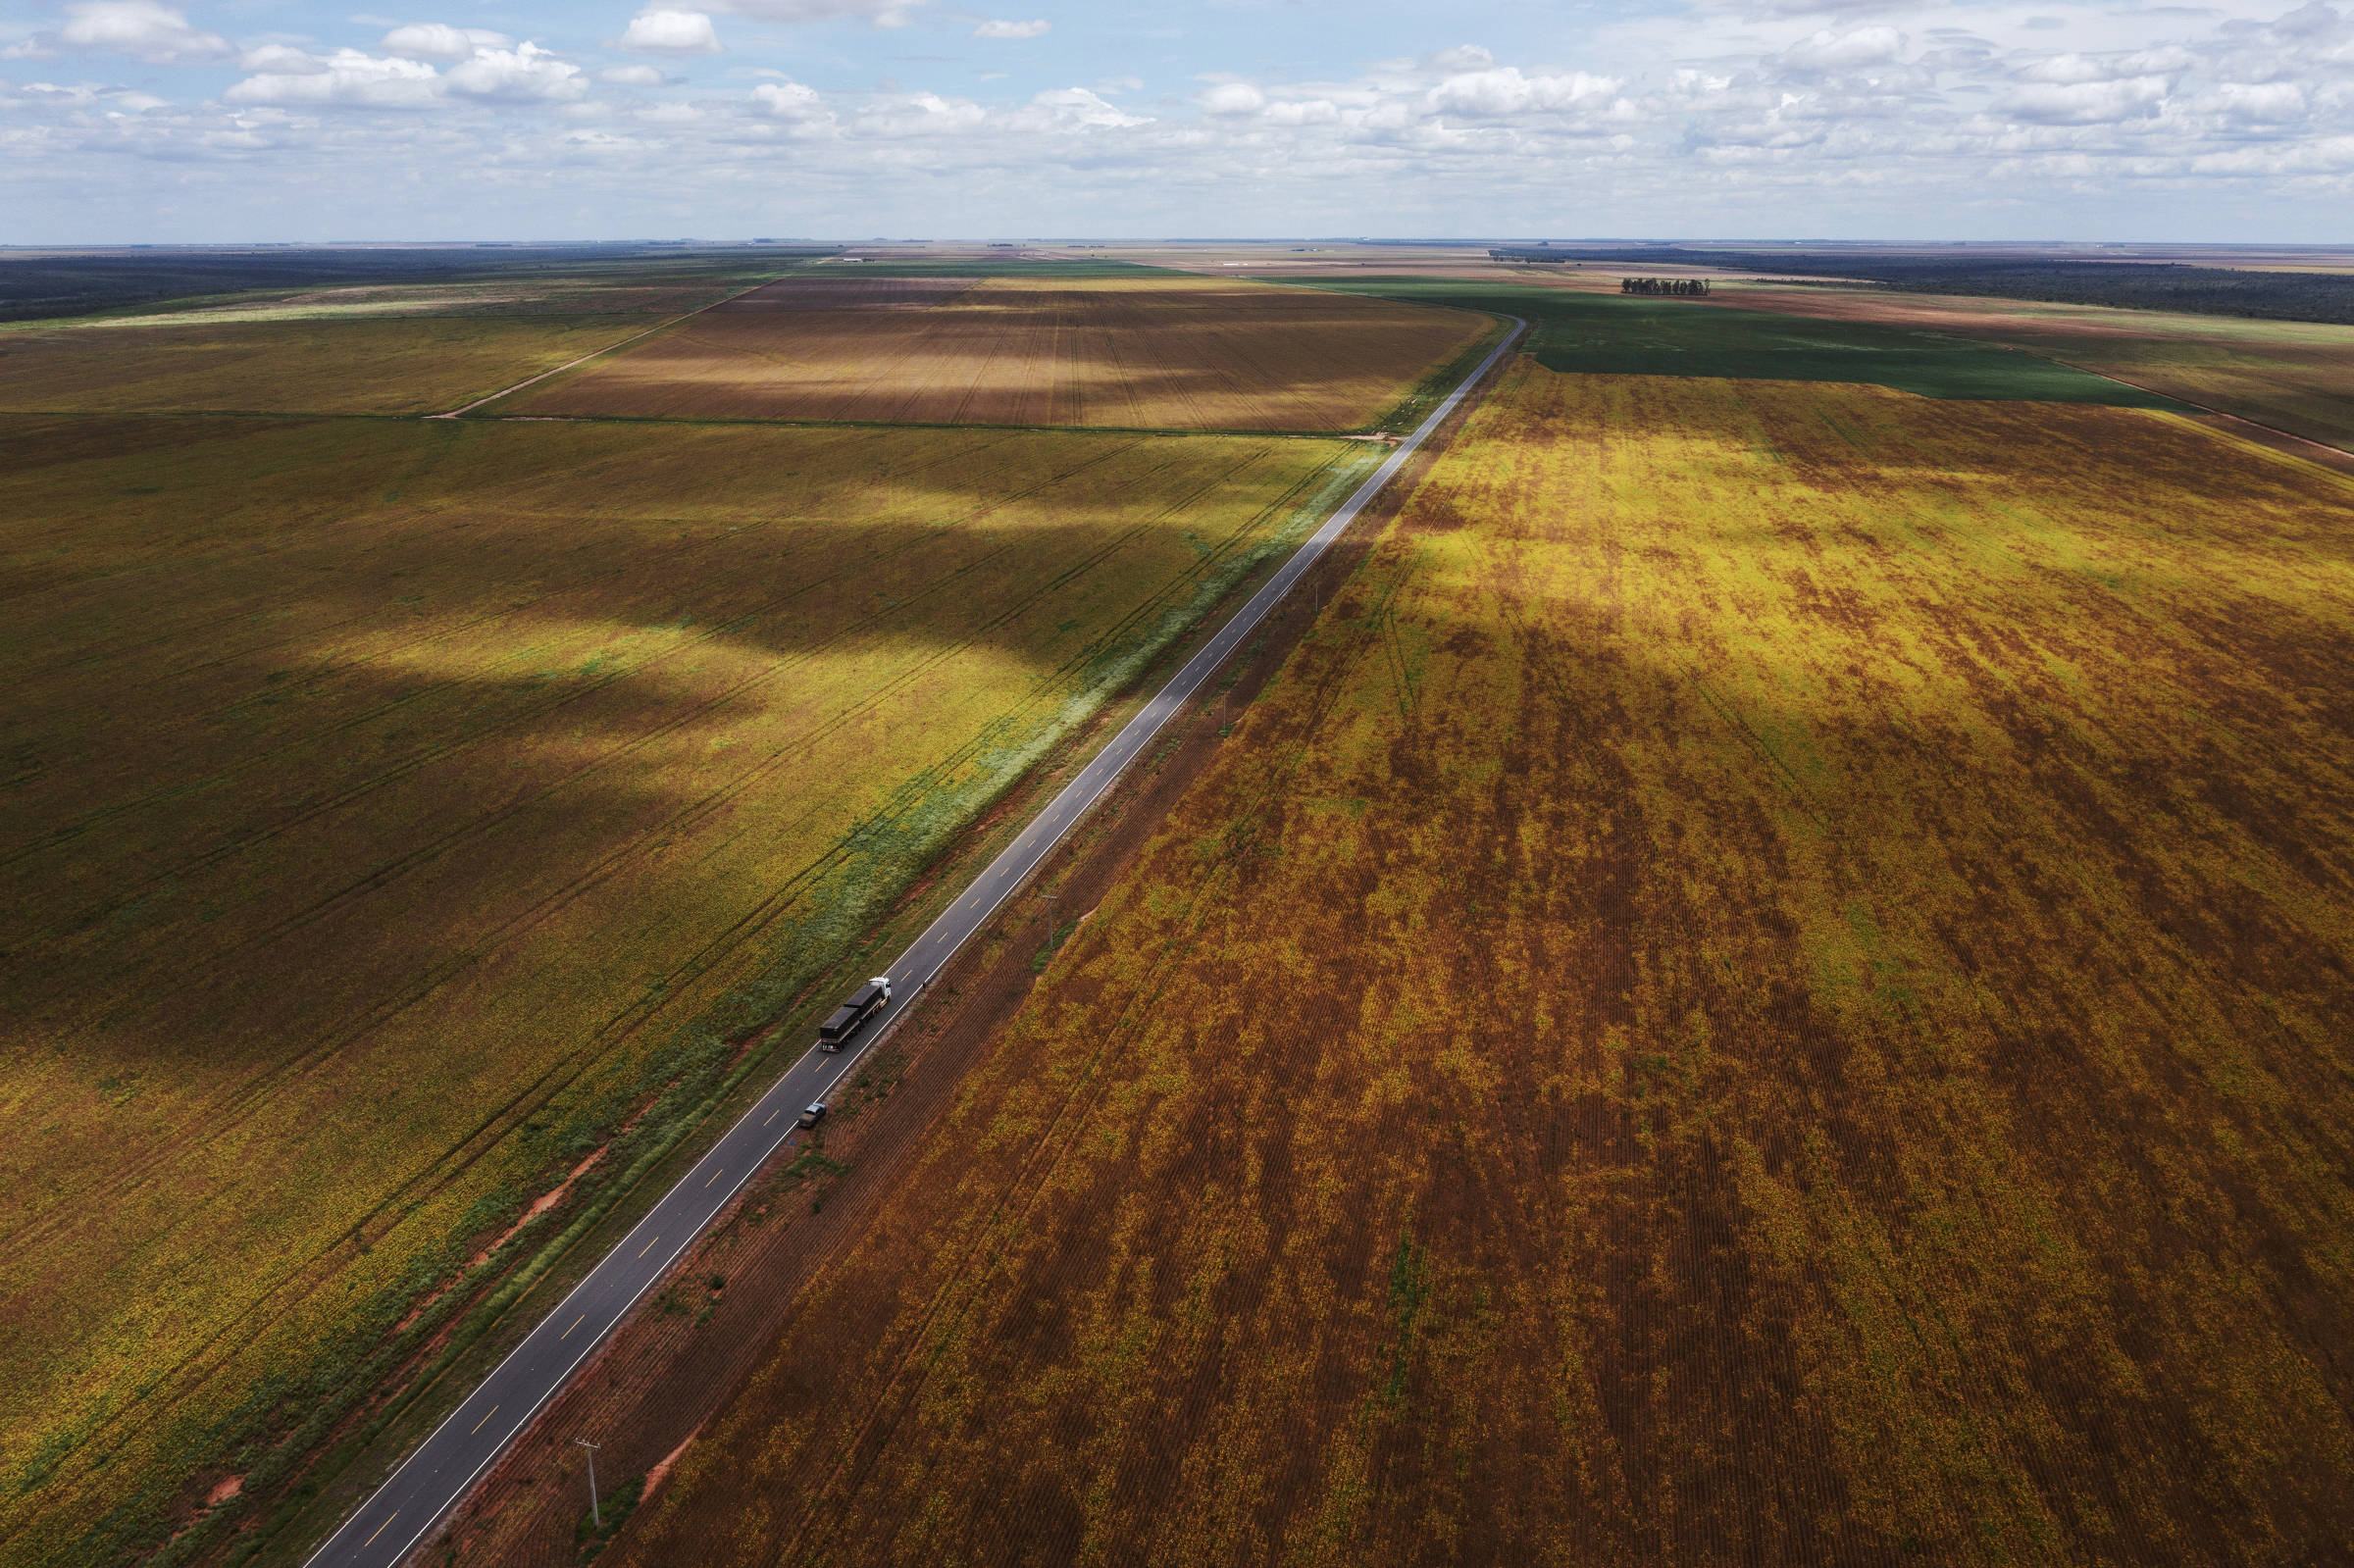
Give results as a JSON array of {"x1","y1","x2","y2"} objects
[
  {"x1": 2, "y1": 410, "x2": 1351, "y2": 1069},
  {"x1": 500, "y1": 278, "x2": 1492, "y2": 431},
  {"x1": 0, "y1": 404, "x2": 1364, "y2": 1544}
]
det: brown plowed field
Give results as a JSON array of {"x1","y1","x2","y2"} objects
[
  {"x1": 501, "y1": 275, "x2": 1490, "y2": 430},
  {"x1": 0, "y1": 412, "x2": 1361, "y2": 1563},
  {"x1": 611, "y1": 364, "x2": 2354, "y2": 1566}
]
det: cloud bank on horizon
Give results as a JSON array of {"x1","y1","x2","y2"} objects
[{"x1": 1, "y1": 0, "x2": 2350, "y2": 241}]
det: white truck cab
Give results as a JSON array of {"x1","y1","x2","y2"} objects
[{"x1": 816, "y1": 976, "x2": 893, "y2": 1052}]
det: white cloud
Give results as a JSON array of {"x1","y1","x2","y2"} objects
[
  {"x1": 619, "y1": 10, "x2": 722, "y2": 55},
  {"x1": 2015, "y1": 46, "x2": 2193, "y2": 84},
  {"x1": 238, "y1": 42, "x2": 326, "y2": 75},
  {"x1": 1781, "y1": 25, "x2": 1906, "y2": 71},
  {"x1": 1430, "y1": 44, "x2": 1495, "y2": 72},
  {"x1": 975, "y1": 19, "x2": 1049, "y2": 38},
  {"x1": 226, "y1": 48, "x2": 441, "y2": 107},
  {"x1": 16, "y1": 1, "x2": 2354, "y2": 242},
  {"x1": 445, "y1": 42, "x2": 588, "y2": 102},
  {"x1": 2002, "y1": 74, "x2": 2173, "y2": 121},
  {"x1": 751, "y1": 78, "x2": 825, "y2": 115},
  {"x1": 1426, "y1": 66, "x2": 1622, "y2": 117},
  {"x1": 857, "y1": 89, "x2": 988, "y2": 134},
  {"x1": 1024, "y1": 86, "x2": 1149, "y2": 127},
  {"x1": 2212, "y1": 78, "x2": 2308, "y2": 119},
  {"x1": 222, "y1": 36, "x2": 584, "y2": 109},
  {"x1": 380, "y1": 23, "x2": 509, "y2": 61},
  {"x1": 1263, "y1": 97, "x2": 1340, "y2": 125},
  {"x1": 710, "y1": 0, "x2": 929, "y2": 25},
  {"x1": 1202, "y1": 81, "x2": 1263, "y2": 116},
  {"x1": 750, "y1": 77, "x2": 837, "y2": 132},
  {"x1": 1713, "y1": 0, "x2": 1914, "y2": 18},
  {"x1": 53, "y1": 1, "x2": 230, "y2": 63}
]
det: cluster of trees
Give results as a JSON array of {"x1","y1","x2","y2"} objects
[{"x1": 1620, "y1": 278, "x2": 1711, "y2": 296}]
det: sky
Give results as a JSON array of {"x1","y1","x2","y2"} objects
[{"x1": 3, "y1": 0, "x2": 2351, "y2": 243}]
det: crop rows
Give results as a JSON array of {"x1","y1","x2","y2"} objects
[
  {"x1": 0, "y1": 411, "x2": 1360, "y2": 1564},
  {"x1": 617, "y1": 363, "x2": 2354, "y2": 1566}
]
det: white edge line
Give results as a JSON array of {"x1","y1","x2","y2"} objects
[
  {"x1": 900, "y1": 311, "x2": 1530, "y2": 989},
  {"x1": 365, "y1": 1113, "x2": 813, "y2": 1568},
  {"x1": 308, "y1": 1073, "x2": 825, "y2": 1566},
  {"x1": 307, "y1": 309, "x2": 1524, "y2": 1568}
]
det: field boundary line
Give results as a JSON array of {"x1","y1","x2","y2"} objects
[
  {"x1": 427, "y1": 276, "x2": 784, "y2": 420},
  {"x1": 2032, "y1": 356, "x2": 2354, "y2": 477}
]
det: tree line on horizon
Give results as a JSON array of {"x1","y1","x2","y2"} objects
[
  {"x1": 1506, "y1": 247, "x2": 2354, "y2": 328},
  {"x1": 1620, "y1": 278, "x2": 1712, "y2": 296}
]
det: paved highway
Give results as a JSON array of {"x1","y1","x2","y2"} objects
[{"x1": 302, "y1": 314, "x2": 1523, "y2": 1568}]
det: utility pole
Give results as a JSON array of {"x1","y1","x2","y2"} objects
[{"x1": 574, "y1": 1438, "x2": 601, "y2": 1530}]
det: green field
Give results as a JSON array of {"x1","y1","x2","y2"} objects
[
  {"x1": 1714, "y1": 283, "x2": 2354, "y2": 452},
  {"x1": 1307, "y1": 278, "x2": 2192, "y2": 405}
]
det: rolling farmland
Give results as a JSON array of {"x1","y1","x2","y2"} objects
[
  {"x1": 1306, "y1": 277, "x2": 2190, "y2": 405},
  {"x1": 615, "y1": 363, "x2": 2354, "y2": 1566},
  {"x1": 0, "y1": 268, "x2": 772, "y2": 416},
  {"x1": 0, "y1": 408, "x2": 1370, "y2": 1565},
  {"x1": 1713, "y1": 283, "x2": 2354, "y2": 454},
  {"x1": 502, "y1": 274, "x2": 1494, "y2": 430}
]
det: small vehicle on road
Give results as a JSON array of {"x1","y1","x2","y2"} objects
[
  {"x1": 817, "y1": 976, "x2": 893, "y2": 1052},
  {"x1": 795, "y1": 1102, "x2": 828, "y2": 1130}
]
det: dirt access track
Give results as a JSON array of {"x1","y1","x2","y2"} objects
[
  {"x1": 421, "y1": 341, "x2": 1502, "y2": 1568},
  {"x1": 498, "y1": 273, "x2": 1490, "y2": 431}
]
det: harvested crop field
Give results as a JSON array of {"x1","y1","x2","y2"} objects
[
  {"x1": 500, "y1": 274, "x2": 1493, "y2": 430},
  {"x1": 615, "y1": 363, "x2": 2354, "y2": 1566},
  {"x1": 0, "y1": 411, "x2": 1366, "y2": 1564},
  {"x1": 0, "y1": 266, "x2": 772, "y2": 416}
]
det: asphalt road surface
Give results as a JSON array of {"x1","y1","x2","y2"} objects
[{"x1": 302, "y1": 314, "x2": 1524, "y2": 1568}]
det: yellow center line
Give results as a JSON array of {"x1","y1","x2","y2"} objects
[
  {"x1": 561, "y1": 1314, "x2": 584, "y2": 1340},
  {"x1": 362, "y1": 1512, "x2": 398, "y2": 1548},
  {"x1": 470, "y1": 1403, "x2": 499, "y2": 1434},
  {"x1": 638, "y1": 1236, "x2": 660, "y2": 1257},
  {"x1": 704, "y1": 1167, "x2": 723, "y2": 1188},
  {"x1": 763, "y1": 1107, "x2": 781, "y2": 1127}
]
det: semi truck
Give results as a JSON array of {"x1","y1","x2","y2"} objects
[{"x1": 817, "y1": 976, "x2": 893, "y2": 1051}]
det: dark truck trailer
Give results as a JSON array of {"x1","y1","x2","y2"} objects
[{"x1": 817, "y1": 977, "x2": 893, "y2": 1051}]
